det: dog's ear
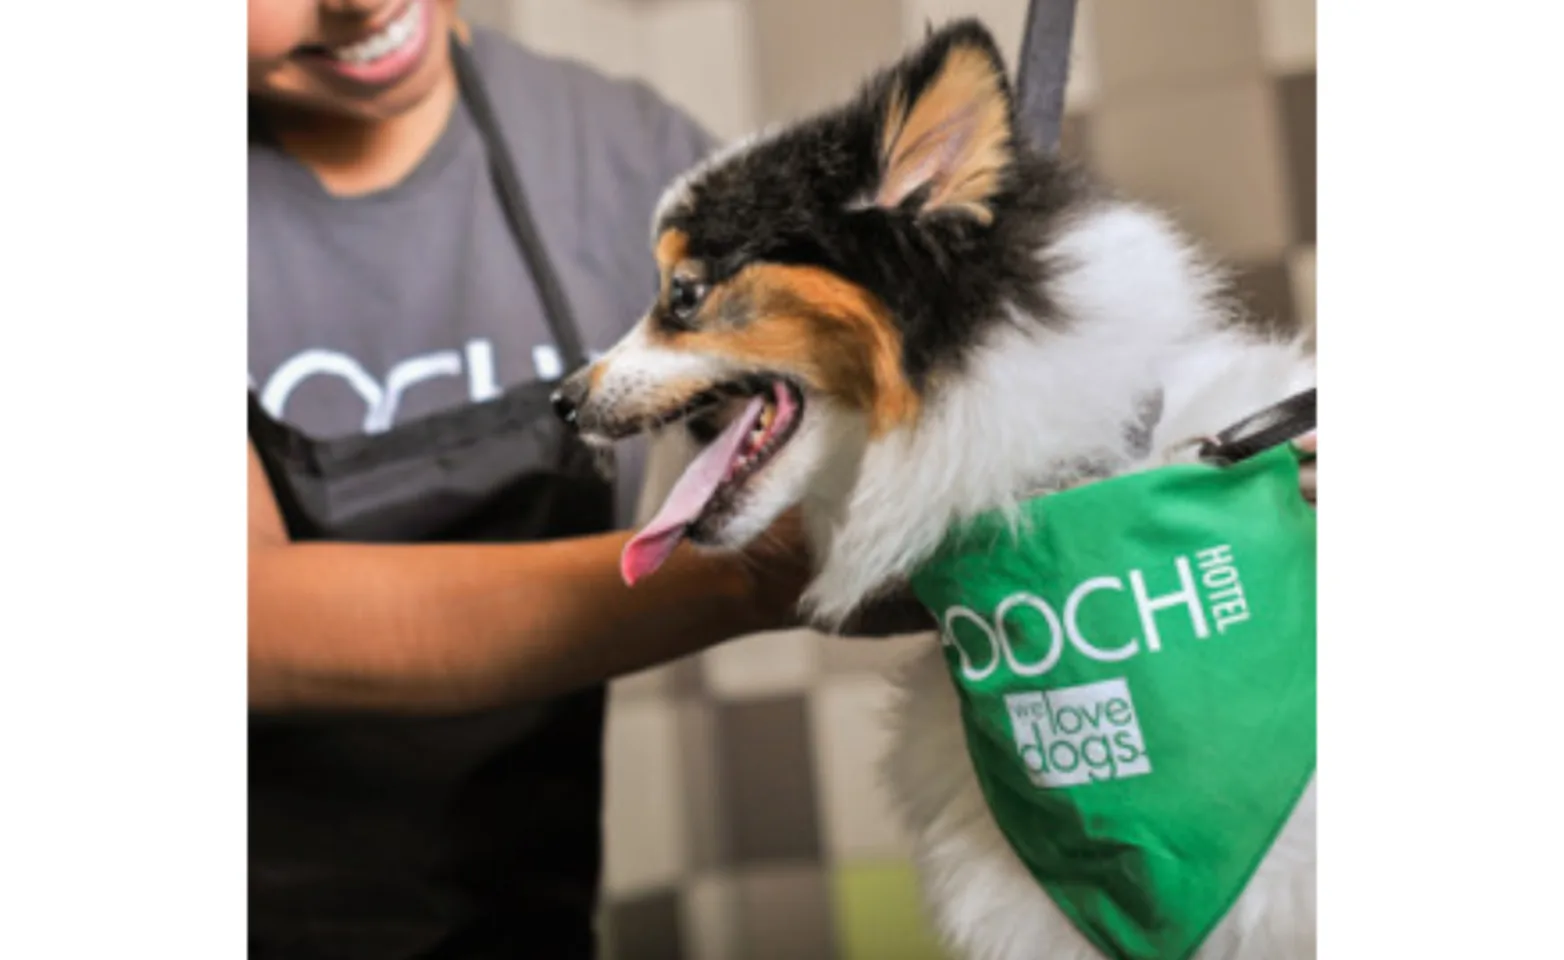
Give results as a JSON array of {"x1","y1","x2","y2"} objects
[{"x1": 873, "y1": 20, "x2": 1015, "y2": 224}]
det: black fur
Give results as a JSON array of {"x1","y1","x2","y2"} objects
[{"x1": 656, "y1": 19, "x2": 1100, "y2": 391}]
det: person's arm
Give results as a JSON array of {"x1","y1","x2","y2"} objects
[{"x1": 248, "y1": 443, "x2": 803, "y2": 713}]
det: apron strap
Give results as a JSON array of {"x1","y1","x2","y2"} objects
[
  {"x1": 1013, "y1": 0, "x2": 1080, "y2": 154},
  {"x1": 449, "y1": 33, "x2": 590, "y2": 372}
]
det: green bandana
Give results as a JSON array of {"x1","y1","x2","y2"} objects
[{"x1": 908, "y1": 442, "x2": 1316, "y2": 960}]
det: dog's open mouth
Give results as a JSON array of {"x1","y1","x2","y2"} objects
[{"x1": 621, "y1": 378, "x2": 805, "y2": 585}]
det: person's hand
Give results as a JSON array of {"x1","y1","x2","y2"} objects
[
  {"x1": 1294, "y1": 431, "x2": 1317, "y2": 506},
  {"x1": 728, "y1": 509, "x2": 939, "y2": 638},
  {"x1": 728, "y1": 508, "x2": 814, "y2": 634}
]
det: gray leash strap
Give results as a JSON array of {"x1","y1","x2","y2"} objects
[{"x1": 1013, "y1": 0, "x2": 1080, "y2": 154}]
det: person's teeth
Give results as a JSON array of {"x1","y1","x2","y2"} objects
[{"x1": 331, "y1": 3, "x2": 418, "y2": 64}]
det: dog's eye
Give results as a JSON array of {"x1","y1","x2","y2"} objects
[{"x1": 668, "y1": 276, "x2": 709, "y2": 322}]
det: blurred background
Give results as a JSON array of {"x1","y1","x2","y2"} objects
[{"x1": 460, "y1": 2, "x2": 1315, "y2": 958}]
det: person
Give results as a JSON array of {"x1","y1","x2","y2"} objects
[
  {"x1": 247, "y1": 2, "x2": 1318, "y2": 957},
  {"x1": 247, "y1": 1, "x2": 829, "y2": 957}
]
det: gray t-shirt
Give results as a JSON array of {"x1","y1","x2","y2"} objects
[{"x1": 248, "y1": 29, "x2": 714, "y2": 525}]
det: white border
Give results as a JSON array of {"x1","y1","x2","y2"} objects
[
  {"x1": 1321, "y1": 0, "x2": 1563, "y2": 953},
  {"x1": 0, "y1": 1, "x2": 244, "y2": 955},
  {"x1": 2, "y1": 1, "x2": 1559, "y2": 955}
]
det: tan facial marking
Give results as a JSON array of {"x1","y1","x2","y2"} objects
[
  {"x1": 654, "y1": 228, "x2": 700, "y2": 302},
  {"x1": 672, "y1": 264, "x2": 920, "y2": 434},
  {"x1": 655, "y1": 229, "x2": 689, "y2": 275}
]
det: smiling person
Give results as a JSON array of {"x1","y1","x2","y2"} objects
[{"x1": 245, "y1": 1, "x2": 833, "y2": 957}]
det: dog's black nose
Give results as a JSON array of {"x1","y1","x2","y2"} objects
[{"x1": 551, "y1": 375, "x2": 587, "y2": 426}]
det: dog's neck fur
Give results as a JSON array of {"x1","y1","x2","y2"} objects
[{"x1": 799, "y1": 203, "x2": 1314, "y2": 627}]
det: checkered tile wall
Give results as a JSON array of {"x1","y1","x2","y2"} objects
[{"x1": 461, "y1": 3, "x2": 1317, "y2": 957}]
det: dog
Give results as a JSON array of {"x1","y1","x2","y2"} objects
[{"x1": 554, "y1": 19, "x2": 1316, "y2": 960}]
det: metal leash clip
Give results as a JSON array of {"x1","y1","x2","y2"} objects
[{"x1": 1196, "y1": 388, "x2": 1317, "y2": 467}]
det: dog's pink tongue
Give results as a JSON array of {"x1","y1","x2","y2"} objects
[{"x1": 621, "y1": 396, "x2": 766, "y2": 586}]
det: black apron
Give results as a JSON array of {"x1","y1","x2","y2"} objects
[{"x1": 248, "y1": 36, "x2": 613, "y2": 960}]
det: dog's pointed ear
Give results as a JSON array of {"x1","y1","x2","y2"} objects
[{"x1": 874, "y1": 21, "x2": 1015, "y2": 224}]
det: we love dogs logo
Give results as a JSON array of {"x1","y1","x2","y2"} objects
[{"x1": 1006, "y1": 680, "x2": 1150, "y2": 787}]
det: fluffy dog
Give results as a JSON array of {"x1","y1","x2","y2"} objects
[{"x1": 555, "y1": 19, "x2": 1316, "y2": 960}]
